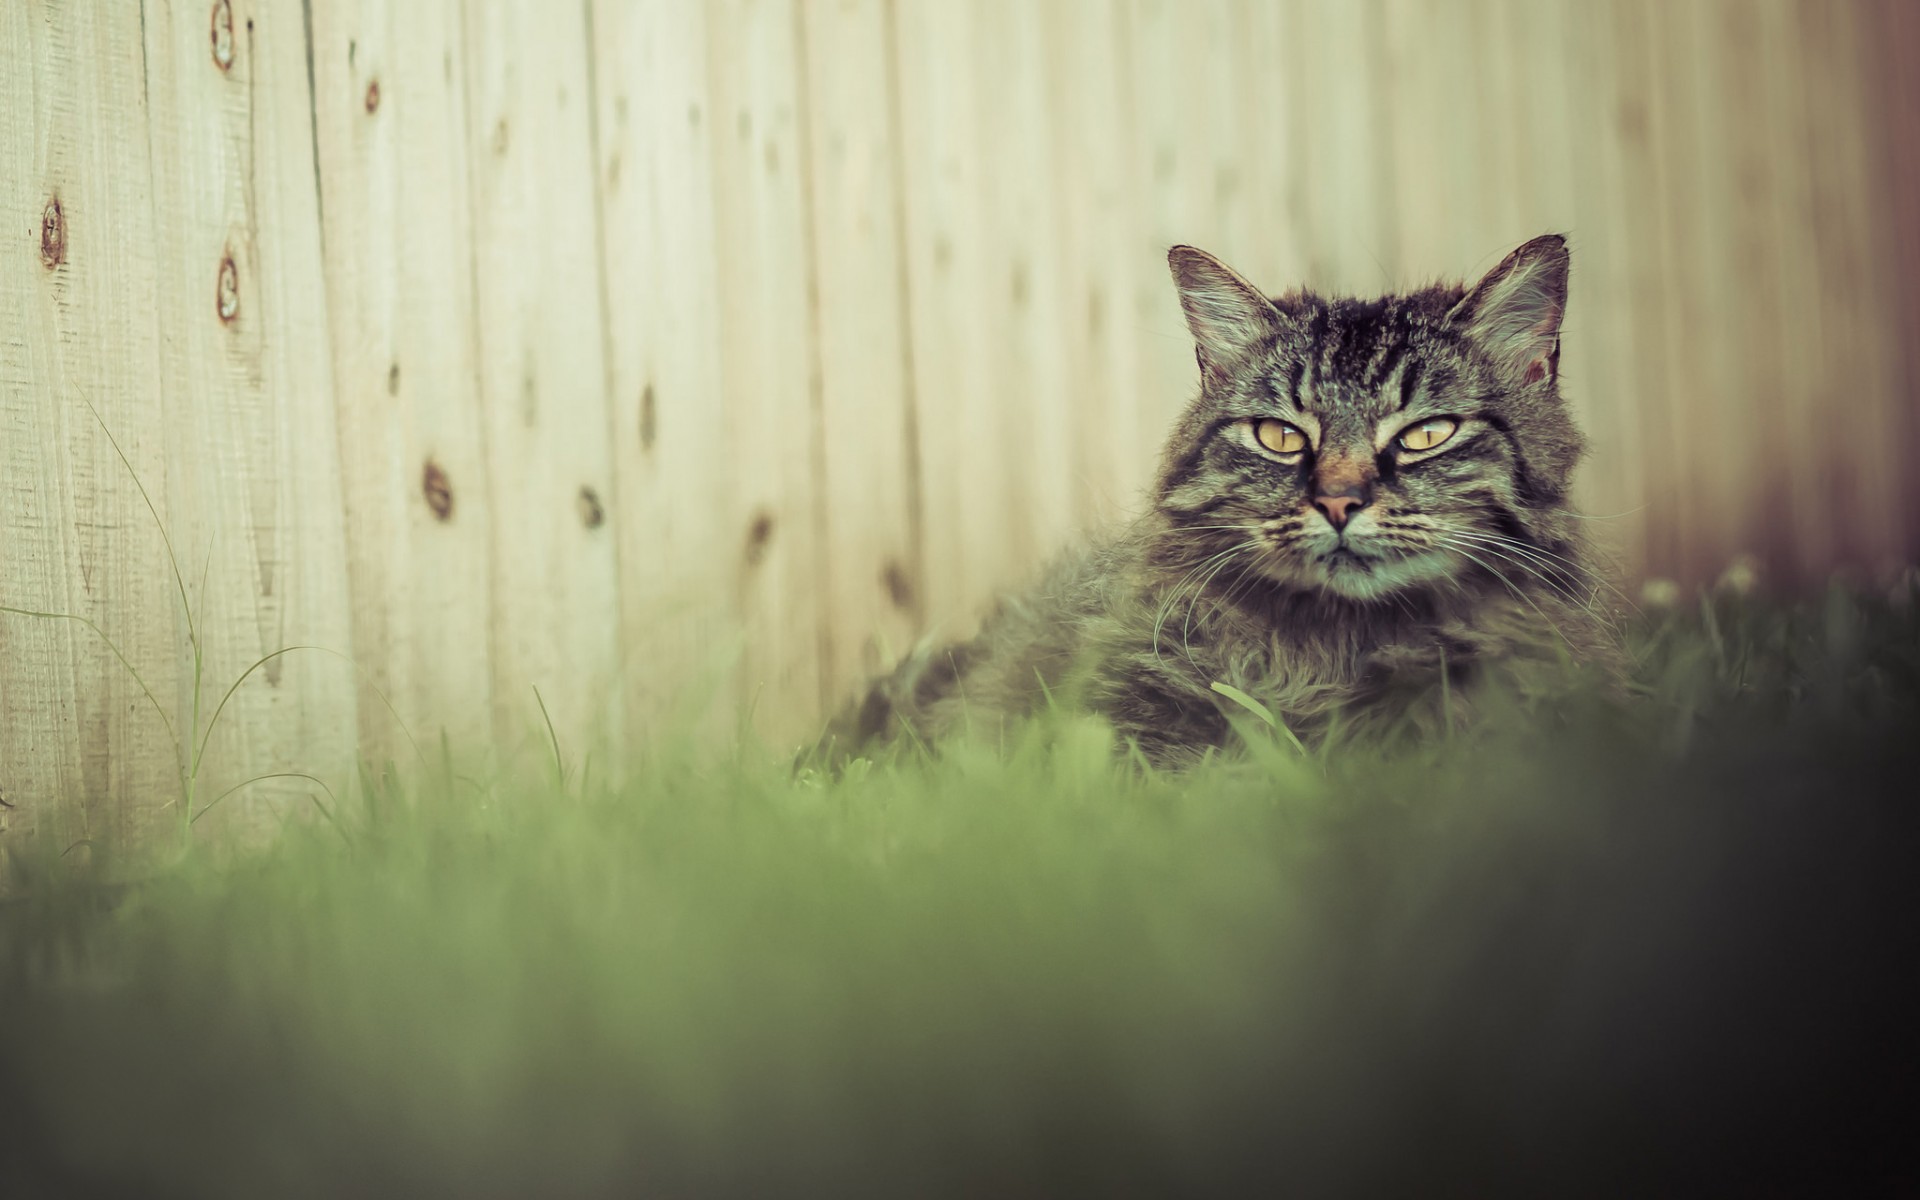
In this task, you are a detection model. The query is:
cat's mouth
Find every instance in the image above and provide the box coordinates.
[1313,545,1388,584]
[1299,541,1457,600]
[1245,519,1455,599]
[1320,546,1374,569]
[1311,547,1384,595]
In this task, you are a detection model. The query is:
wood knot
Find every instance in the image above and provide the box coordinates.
[577,485,605,529]
[210,0,235,71]
[422,459,454,521]
[882,560,916,611]
[639,383,657,450]
[364,79,381,114]
[40,198,66,270]
[215,254,239,323]
[743,510,775,567]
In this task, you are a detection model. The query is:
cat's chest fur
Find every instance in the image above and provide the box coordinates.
[1058,540,1548,756]
[844,529,1595,765]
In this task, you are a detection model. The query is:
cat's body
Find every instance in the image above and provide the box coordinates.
[824,236,1622,764]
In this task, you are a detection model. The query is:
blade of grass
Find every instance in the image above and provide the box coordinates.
[190,771,342,826]
[80,395,198,657]
[1,605,185,786]
[196,645,428,776]
[533,686,564,789]
[1210,681,1308,756]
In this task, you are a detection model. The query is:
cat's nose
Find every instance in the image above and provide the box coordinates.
[1313,487,1371,530]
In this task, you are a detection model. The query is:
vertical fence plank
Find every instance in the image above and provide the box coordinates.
[1560,1,1649,578]
[1233,0,1306,286]
[1444,0,1506,275]
[0,0,184,874]
[1688,0,1781,576]
[310,0,497,763]
[892,2,1004,637]
[703,0,828,743]
[1867,0,1920,559]
[797,0,924,707]
[1377,0,1444,279]
[1117,0,1195,483]
[1119,0,1235,498]
[1499,0,1579,238]
[1603,0,1685,583]
[1639,0,1718,586]
[586,2,739,746]
[970,0,1079,582]
[1304,0,1398,291]
[1155,0,1263,275]
[1797,0,1906,572]
[1041,0,1151,526]
[460,1,623,760]
[1499,0,1597,539]
[1470,1,1527,254]
[1755,0,1832,586]
[137,0,358,841]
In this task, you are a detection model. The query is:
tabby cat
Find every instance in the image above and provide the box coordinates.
[823,235,1620,765]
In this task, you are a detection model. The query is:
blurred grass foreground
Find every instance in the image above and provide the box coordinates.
[4,582,1920,1197]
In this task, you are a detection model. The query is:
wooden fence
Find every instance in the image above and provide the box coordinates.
[4,0,1918,859]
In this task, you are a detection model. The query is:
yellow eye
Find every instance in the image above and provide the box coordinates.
[1397,417,1459,452]
[1253,419,1308,455]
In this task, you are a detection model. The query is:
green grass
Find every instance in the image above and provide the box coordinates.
[4,581,1920,1197]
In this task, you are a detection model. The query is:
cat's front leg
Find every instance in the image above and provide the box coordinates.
[1088,660,1234,765]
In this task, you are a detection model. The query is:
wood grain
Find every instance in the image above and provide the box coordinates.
[586,0,738,750]
[702,0,828,743]
[135,0,358,844]
[311,0,497,764]
[1,0,183,877]
[460,0,623,762]
[798,0,923,701]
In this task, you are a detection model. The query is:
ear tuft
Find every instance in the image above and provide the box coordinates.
[1449,234,1570,386]
[1168,246,1281,380]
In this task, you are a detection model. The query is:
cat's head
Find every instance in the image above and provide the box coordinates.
[1156,236,1585,603]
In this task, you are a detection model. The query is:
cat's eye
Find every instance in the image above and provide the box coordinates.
[1253,419,1308,455]
[1397,417,1459,452]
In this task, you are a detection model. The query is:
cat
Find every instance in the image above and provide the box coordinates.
[821,235,1622,765]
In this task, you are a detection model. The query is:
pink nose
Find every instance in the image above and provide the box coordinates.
[1313,492,1368,530]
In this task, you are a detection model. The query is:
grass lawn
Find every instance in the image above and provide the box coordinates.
[4,581,1919,1197]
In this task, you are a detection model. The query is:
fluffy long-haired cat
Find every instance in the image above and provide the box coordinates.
[825,235,1621,764]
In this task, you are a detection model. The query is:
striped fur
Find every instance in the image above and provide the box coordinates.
[818,236,1621,766]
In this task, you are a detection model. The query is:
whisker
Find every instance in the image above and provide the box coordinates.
[1450,538,1607,641]
[1151,543,1252,668]
[1179,548,1254,671]
[1444,530,1586,594]
[1452,528,1597,583]
[1437,534,1579,602]
[1444,528,1639,621]
[1563,505,1648,522]
[1431,535,1575,652]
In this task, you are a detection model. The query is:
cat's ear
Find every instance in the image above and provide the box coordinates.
[1448,234,1570,386]
[1169,246,1282,382]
